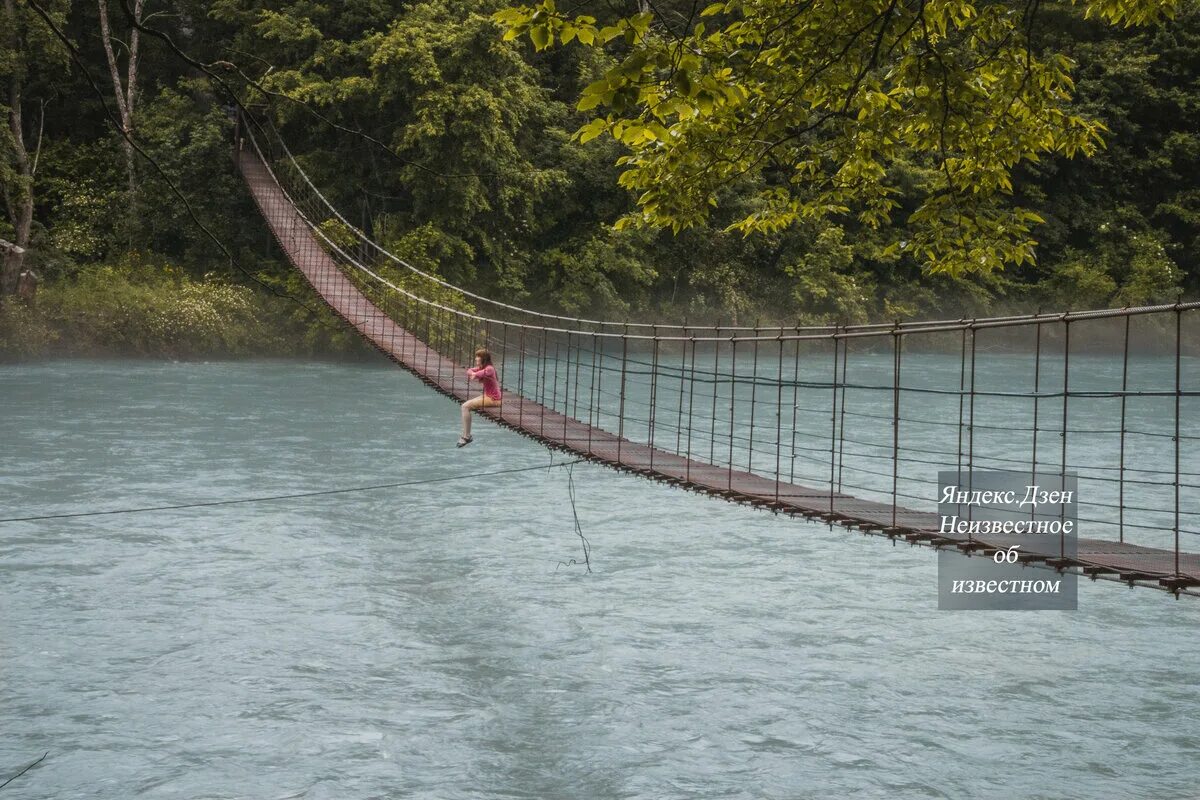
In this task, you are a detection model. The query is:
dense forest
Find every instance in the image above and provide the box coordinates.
[1,0,1198,358]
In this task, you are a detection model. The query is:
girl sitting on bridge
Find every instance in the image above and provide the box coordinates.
[458,348,502,447]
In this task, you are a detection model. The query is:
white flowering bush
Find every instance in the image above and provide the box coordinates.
[0,260,320,360]
[0,299,60,360]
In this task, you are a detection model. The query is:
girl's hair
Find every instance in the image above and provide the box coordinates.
[475,348,493,367]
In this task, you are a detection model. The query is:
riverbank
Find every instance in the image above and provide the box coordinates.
[0,261,373,362]
[4,259,1192,364]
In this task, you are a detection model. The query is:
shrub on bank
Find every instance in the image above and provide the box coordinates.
[0,260,369,361]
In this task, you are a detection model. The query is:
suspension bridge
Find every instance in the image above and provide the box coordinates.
[235,115,1200,598]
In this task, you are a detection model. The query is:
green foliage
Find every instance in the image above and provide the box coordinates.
[1019,5,1200,299]
[1036,250,1120,310]
[379,223,478,309]
[1,0,71,261]
[0,297,59,359]
[40,260,280,357]
[5,0,1200,359]
[134,84,246,260]
[494,0,1184,277]
[343,222,482,349]
[315,218,359,252]
[253,266,375,356]
[1035,222,1182,309]
[1114,235,1183,305]
[37,138,125,263]
[246,0,576,292]
[0,259,368,360]
[783,227,876,325]
[535,227,657,316]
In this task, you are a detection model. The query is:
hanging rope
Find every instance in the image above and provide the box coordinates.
[0,461,585,524]
[556,461,593,573]
[0,752,48,791]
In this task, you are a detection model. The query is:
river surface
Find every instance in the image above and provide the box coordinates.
[2,358,1199,799]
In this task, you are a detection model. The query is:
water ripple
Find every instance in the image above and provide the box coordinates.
[2,359,1199,799]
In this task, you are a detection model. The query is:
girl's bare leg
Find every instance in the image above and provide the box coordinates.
[461,396,481,438]
[461,395,500,439]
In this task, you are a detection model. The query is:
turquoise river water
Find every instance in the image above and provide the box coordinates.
[2,359,1198,799]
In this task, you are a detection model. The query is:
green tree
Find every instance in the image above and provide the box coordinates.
[1016,4,1199,299]
[1,0,69,295]
[493,0,1186,277]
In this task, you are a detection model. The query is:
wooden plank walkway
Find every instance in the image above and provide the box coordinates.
[239,147,1200,592]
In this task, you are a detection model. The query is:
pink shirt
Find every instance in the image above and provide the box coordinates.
[467,364,501,401]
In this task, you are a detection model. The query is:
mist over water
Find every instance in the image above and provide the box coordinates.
[3,359,1199,799]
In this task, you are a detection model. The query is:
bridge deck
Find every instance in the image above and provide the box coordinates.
[239,147,1200,591]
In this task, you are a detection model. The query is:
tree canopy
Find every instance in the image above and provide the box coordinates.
[1,0,1197,336]
[493,0,1186,276]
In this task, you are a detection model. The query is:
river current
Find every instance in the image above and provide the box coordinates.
[2,359,1198,799]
